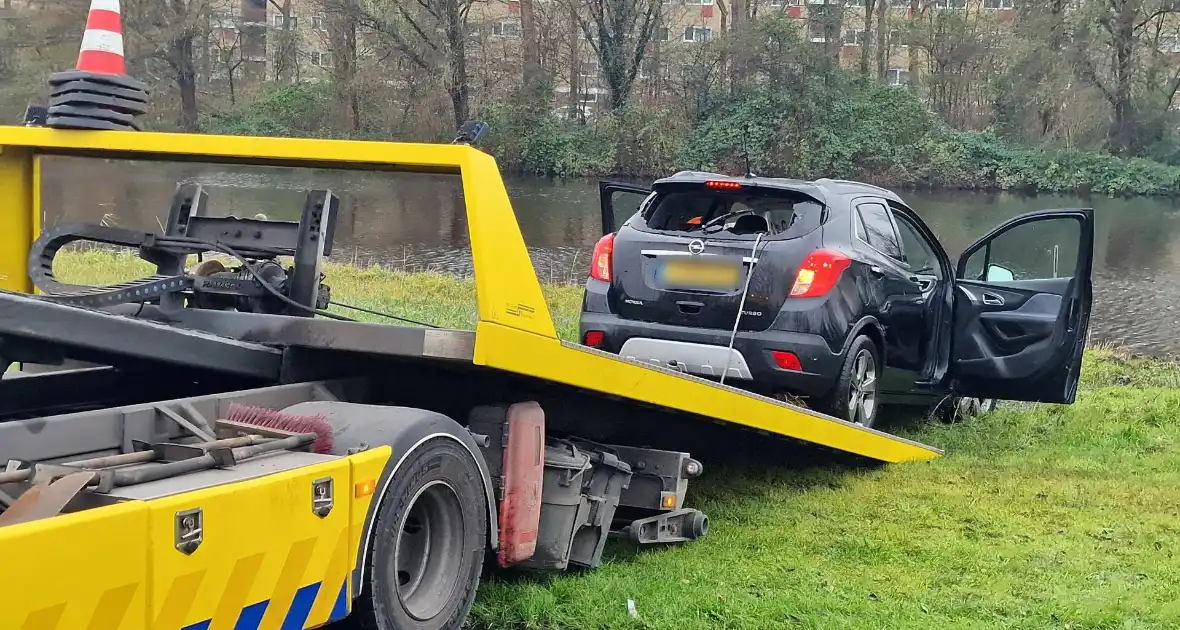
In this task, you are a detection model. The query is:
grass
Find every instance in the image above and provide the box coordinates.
[54,251,1180,630]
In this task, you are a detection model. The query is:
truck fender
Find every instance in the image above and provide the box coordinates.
[279,401,498,599]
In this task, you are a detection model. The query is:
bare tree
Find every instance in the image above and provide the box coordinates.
[207,11,247,104]
[573,0,662,110]
[1073,0,1180,155]
[520,0,542,93]
[125,0,210,130]
[333,0,475,129]
[268,0,298,82]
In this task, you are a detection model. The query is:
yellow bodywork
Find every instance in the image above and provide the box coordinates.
[0,125,940,627]
[0,446,393,630]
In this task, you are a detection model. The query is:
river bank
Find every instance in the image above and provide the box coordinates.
[55,250,1180,629]
[206,82,1180,197]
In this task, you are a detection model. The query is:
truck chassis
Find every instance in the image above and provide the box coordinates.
[0,125,939,630]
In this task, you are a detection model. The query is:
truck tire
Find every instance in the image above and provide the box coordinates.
[818,334,880,428]
[353,437,488,630]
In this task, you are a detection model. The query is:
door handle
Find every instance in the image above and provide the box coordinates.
[910,276,935,292]
[982,292,1005,306]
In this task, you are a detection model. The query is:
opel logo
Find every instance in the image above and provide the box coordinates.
[688,239,705,255]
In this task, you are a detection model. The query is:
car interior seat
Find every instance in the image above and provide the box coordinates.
[730,213,770,235]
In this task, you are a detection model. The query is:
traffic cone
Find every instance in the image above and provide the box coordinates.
[44,0,149,131]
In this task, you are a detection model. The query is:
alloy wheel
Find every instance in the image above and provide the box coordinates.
[848,348,877,426]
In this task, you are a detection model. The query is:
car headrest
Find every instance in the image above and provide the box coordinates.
[731,214,769,235]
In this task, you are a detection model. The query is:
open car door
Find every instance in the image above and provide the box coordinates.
[950,208,1094,404]
[598,181,651,235]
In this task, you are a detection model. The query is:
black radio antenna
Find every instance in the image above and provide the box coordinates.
[742,123,755,178]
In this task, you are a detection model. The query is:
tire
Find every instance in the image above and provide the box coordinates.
[936,396,997,422]
[352,437,488,630]
[819,334,881,428]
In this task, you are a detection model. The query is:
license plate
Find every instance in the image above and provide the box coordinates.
[657,258,742,291]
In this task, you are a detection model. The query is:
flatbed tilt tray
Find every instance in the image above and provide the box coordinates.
[0,125,938,630]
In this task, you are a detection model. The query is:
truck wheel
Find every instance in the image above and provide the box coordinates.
[819,335,880,428]
[354,437,488,630]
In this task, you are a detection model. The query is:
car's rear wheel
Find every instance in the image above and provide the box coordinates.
[935,396,996,422]
[819,335,880,428]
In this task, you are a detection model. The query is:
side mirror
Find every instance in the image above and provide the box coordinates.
[985,264,1014,282]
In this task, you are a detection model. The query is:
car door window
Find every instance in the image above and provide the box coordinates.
[961,217,1080,282]
[893,214,943,279]
[855,202,904,260]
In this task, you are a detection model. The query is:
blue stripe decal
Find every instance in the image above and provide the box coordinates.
[180,580,340,630]
[280,583,322,630]
[328,580,349,622]
[234,600,269,630]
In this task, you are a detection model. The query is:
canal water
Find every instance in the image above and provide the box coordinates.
[38,156,1180,357]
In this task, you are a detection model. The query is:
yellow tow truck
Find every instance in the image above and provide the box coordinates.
[0,123,940,630]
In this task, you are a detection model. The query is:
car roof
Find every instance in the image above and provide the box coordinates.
[651,171,909,208]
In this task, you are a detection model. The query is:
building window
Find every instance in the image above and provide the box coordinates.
[1159,35,1180,53]
[491,18,522,38]
[770,0,804,5]
[272,14,296,28]
[311,51,332,67]
[886,68,910,86]
[842,29,865,45]
[638,59,654,79]
[653,26,670,41]
[579,61,600,83]
[670,0,714,4]
[931,0,967,7]
[889,28,907,47]
[983,0,1014,8]
[218,49,234,64]
[683,25,711,42]
[312,14,328,31]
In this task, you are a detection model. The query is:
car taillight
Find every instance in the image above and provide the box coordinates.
[584,330,605,347]
[590,233,615,282]
[771,350,802,371]
[789,249,852,298]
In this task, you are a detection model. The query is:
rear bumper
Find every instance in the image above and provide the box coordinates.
[578,311,842,398]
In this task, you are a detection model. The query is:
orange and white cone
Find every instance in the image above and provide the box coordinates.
[44,0,149,130]
[75,0,127,76]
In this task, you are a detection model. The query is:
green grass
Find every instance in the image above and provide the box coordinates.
[55,251,1180,630]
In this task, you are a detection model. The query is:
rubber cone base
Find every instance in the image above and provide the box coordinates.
[45,69,149,132]
[48,70,149,94]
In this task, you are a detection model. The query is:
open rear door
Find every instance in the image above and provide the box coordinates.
[598,181,651,235]
[950,208,1094,404]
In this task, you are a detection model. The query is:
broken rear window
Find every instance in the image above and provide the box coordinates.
[638,187,823,240]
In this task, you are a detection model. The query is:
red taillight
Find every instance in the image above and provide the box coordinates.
[772,350,802,371]
[584,330,605,347]
[590,233,615,282]
[789,249,852,298]
[705,180,742,190]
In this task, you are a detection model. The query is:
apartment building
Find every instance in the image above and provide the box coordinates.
[1,0,1023,108]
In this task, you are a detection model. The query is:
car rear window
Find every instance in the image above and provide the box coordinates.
[637,186,824,240]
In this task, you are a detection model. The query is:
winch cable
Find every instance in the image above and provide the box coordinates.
[27,223,440,329]
[201,240,439,328]
[719,232,765,386]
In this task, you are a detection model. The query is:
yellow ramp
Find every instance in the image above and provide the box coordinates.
[474,322,941,463]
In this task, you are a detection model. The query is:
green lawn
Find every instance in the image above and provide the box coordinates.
[56,251,1180,629]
